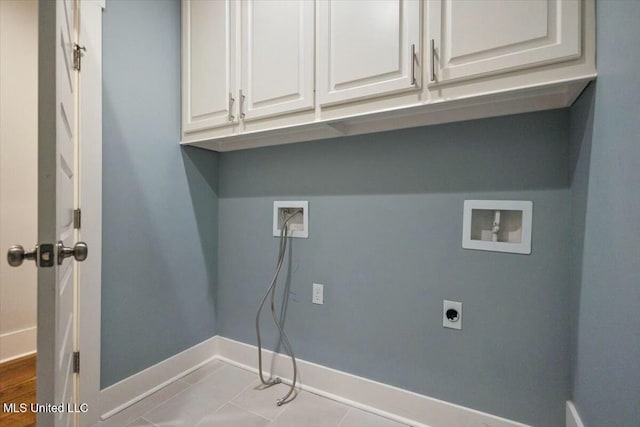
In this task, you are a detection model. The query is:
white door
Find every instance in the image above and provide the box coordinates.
[5,1,100,424]
[428,0,581,85]
[37,0,84,425]
[182,0,238,133]
[240,0,314,121]
[318,0,421,106]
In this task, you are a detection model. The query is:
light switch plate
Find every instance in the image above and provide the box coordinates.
[312,283,324,305]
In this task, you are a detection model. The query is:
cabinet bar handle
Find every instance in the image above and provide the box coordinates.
[430,39,436,83]
[228,92,235,121]
[239,89,246,119]
[411,44,416,86]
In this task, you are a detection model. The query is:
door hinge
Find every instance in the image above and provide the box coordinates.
[73,209,81,229]
[73,44,86,71]
[73,351,80,373]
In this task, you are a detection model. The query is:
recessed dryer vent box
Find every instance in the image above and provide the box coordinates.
[462,200,532,254]
[273,201,308,238]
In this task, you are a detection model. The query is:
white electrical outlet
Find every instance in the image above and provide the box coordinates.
[312,283,324,305]
[443,300,462,330]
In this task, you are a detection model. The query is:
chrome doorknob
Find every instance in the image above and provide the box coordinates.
[57,241,88,264]
[7,245,37,267]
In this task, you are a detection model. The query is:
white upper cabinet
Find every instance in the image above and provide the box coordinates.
[241,0,314,121]
[182,0,595,151]
[318,0,421,106]
[182,0,237,133]
[428,0,581,85]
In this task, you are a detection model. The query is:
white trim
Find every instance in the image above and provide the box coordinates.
[566,401,585,427]
[215,336,531,427]
[99,336,219,420]
[77,1,104,425]
[100,335,531,427]
[0,327,37,363]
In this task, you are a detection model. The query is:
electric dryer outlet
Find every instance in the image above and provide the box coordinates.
[443,300,462,330]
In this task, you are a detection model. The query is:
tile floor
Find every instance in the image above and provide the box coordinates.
[95,360,411,427]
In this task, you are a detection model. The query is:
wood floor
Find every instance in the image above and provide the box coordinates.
[0,354,36,427]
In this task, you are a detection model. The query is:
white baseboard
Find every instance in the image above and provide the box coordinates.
[566,401,585,427]
[0,326,36,363]
[99,335,531,427]
[215,336,531,427]
[99,336,219,420]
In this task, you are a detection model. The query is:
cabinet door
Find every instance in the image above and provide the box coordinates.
[428,0,580,85]
[241,0,314,121]
[182,0,237,133]
[318,0,421,106]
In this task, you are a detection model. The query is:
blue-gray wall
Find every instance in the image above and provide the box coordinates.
[99,1,640,424]
[570,1,640,425]
[101,0,218,388]
[218,111,572,427]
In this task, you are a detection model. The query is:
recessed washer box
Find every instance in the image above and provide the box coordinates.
[273,201,309,238]
[462,200,532,254]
